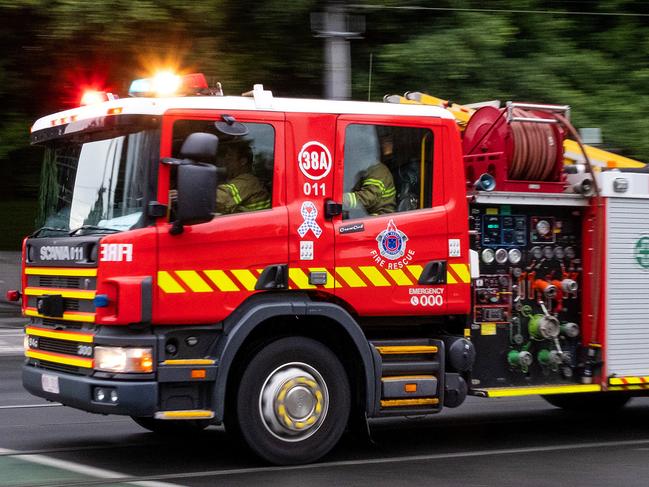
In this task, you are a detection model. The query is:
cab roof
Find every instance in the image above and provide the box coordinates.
[31,94,454,133]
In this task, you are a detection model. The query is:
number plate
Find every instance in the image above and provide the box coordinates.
[41,374,59,394]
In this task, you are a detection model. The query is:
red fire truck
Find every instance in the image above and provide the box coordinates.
[13,72,649,465]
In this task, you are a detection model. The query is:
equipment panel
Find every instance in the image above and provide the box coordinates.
[470,203,582,388]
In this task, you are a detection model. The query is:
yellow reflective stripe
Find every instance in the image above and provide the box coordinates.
[609,377,649,385]
[204,270,240,292]
[224,184,241,204]
[26,326,93,343]
[358,266,391,287]
[385,268,413,286]
[308,268,339,289]
[162,359,216,365]
[335,267,366,287]
[609,384,649,391]
[450,263,471,283]
[406,265,424,281]
[155,410,214,420]
[383,188,396,197]
[347,192,357,208]
[362,178,386,191]
[26,349,93,368]
[230,269,257,291]
[175,270,212,293]
[25,308,95,323]
[157,271,185,293]
[242,199,271,210]
[24,287,96,300]
[25,267,97,277]
[381,398,439,407]
[482,384,602,397]
[446,272,458,284]
[289,268,316,289]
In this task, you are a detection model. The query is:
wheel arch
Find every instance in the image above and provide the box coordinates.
[210,294,376,422]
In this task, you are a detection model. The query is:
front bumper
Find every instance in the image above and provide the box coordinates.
[23,365,158,416]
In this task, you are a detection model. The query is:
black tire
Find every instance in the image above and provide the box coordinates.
[542,392,630,412]
[131,416,210,435]
[232,336,350,465]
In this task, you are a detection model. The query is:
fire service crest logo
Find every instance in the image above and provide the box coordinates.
[376,219,408,260]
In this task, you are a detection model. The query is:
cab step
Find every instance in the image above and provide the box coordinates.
[154,409,215,420]
[371,339,444,416]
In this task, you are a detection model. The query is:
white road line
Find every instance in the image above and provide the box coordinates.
[0,447,185,487]
[0,403,62,410]
[113,437,649,482]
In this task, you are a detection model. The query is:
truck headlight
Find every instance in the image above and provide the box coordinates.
[94,346,154,373]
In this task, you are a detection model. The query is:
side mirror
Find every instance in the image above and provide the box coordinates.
[171,163,217,234]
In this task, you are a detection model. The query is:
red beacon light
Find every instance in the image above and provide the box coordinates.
[6,290,21,302]
[128,72,209,97]
[80,90,118,106]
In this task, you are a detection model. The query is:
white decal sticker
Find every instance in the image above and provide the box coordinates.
[39,246,84,261]
[100,243,133,262]
[300,241,314,260]
[297,201,322,239]
[449,238,461,257]
[409,287,445,307]
[371,219,415,269]
[298,141,332,181]
[303,181,327,196]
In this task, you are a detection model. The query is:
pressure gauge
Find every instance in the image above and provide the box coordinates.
[531,246,542,260]
[554,246,565,259]
[495,248,509,264]
[508,248,522,264]
[565,246,576,259]
[536,219,551,236]
[543,246,554,259]
[482,248,495,264]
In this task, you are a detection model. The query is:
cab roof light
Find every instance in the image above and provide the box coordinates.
[80,90,118,106]
[128,72,210,98]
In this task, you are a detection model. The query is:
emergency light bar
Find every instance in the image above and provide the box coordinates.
[128,72,209,97]
[80,90,118,106]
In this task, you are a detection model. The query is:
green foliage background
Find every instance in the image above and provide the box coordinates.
[0,0,647,249]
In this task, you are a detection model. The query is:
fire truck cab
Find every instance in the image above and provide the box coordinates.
[19,74,649,465]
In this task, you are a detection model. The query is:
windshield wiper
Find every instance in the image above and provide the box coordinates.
[30,226,70,238]
[69,225,121,236]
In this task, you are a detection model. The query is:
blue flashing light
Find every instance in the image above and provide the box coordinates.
[128,78,152,97]
[94,294,110,308]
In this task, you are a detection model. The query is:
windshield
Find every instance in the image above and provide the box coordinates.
[35,127,160,236]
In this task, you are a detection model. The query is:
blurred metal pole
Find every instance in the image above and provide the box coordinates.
[311,4,365,100]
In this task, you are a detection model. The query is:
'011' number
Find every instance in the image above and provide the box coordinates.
[303,182,326,196]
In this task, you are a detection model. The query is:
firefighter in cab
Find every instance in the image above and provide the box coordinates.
[342,125,396,217]
[216,140,271,214]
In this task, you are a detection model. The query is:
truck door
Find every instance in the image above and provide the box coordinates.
[333,116,453,316]
[154,110,288,324]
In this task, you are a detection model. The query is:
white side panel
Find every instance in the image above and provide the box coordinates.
[606,198,649,376]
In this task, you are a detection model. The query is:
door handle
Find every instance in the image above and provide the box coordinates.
[418,260,447,285]
[255,264,288,290]
[324,199,343,219]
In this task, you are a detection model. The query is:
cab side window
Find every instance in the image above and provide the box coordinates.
[342,124,433,220]
[172,120,275,214]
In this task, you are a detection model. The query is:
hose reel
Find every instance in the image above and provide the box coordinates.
[462,102,570,192]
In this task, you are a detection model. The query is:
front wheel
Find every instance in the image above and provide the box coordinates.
[232,337,350,465]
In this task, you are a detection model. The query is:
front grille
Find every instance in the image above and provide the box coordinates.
[37,336,83,356]
[27,275,97,290]
[38,276,82,289]
[63,299,80,311]
[41,319,84,330]
[33,361,81,375]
